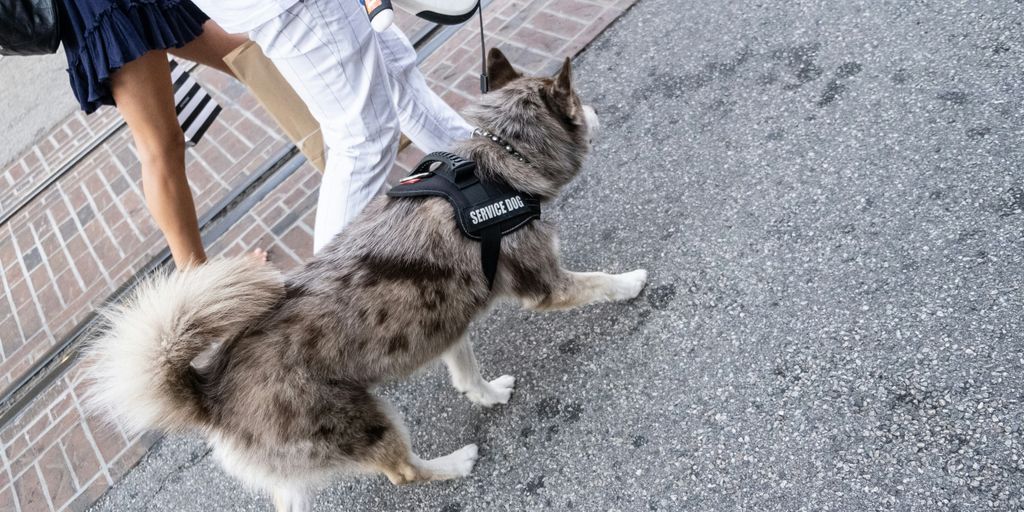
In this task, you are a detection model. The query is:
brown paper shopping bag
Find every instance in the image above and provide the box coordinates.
[224,41,327,172]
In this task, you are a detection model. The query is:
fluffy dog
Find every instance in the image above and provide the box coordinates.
[84,48,648,511]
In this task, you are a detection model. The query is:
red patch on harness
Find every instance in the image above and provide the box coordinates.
[399,172,431,185]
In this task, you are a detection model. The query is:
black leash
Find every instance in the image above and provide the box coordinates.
[478,2,489,93]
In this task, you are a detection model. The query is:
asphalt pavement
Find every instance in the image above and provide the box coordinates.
[90,0,1024,510]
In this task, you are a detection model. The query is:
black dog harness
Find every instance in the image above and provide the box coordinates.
[386,151,541,289]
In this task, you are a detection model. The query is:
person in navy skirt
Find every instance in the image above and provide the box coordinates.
[58,0,249,268]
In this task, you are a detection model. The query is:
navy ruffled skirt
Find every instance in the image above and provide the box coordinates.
[58,0,210,113]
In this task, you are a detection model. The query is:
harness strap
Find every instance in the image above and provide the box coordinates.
[479,224,502,288]
[387,152,541,289]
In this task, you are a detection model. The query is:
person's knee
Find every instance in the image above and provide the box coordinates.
[136,129,187,175]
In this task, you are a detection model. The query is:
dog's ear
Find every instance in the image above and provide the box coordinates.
[487,48,521,90]
[547,58,578,117]
[554,57,573,97]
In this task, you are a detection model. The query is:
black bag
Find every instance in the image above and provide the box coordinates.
[0,0,61,56]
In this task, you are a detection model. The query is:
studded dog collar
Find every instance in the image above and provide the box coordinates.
[473,127,531,165]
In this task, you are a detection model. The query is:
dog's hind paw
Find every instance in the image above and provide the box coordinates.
[417,444,479,481]
[614,269,648,300]
[467,375,516,407]
[442,444,480,478]
[449,444,479,477]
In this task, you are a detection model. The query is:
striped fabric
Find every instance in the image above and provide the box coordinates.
[169,59,221,146]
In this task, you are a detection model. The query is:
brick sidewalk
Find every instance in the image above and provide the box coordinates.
[0,0,634,509]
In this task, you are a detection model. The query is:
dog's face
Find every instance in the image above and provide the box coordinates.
[464,48,599,197]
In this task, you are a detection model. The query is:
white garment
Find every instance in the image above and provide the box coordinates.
[244,0,473,252]
[191,0,299,34]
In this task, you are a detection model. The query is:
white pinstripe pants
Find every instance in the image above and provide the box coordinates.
[249,0,473,252]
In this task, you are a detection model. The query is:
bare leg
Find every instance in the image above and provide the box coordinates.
[442,339,515,407]
[169,20,248,76]
[172,25,269,265]
[110,50,204,268]
[271,487,312,512]
[114,23,256,267]
[526,269,648,311]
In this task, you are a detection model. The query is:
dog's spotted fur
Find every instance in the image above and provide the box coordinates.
[83,49,646,512]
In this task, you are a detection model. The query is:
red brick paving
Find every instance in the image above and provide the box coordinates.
[0,0,636,509]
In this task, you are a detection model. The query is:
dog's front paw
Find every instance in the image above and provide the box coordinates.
[466,375,516,407]
[612,269,648,300]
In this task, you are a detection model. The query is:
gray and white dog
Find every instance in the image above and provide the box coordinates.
[84,48,648,512]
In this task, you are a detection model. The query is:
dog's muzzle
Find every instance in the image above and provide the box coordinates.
[583,105,600,143]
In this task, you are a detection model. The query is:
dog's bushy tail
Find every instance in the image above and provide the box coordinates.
[83,256,284,434]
